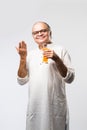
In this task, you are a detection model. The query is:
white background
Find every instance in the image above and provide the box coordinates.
[0,0,87,130]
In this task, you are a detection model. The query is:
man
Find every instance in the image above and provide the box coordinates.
[16,21,75,130]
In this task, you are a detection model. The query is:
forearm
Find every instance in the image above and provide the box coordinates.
[52,53,67,77]
[18,58,28,78]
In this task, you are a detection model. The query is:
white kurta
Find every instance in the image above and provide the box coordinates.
[17,44,75,130]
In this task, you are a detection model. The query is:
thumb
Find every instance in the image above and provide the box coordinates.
[15,46,19,53]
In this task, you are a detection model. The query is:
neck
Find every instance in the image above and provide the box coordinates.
[38,44,47,50]
[38,41,52,49]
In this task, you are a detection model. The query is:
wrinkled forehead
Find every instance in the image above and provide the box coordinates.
[32,22,49,32]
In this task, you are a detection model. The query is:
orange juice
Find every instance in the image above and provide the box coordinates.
[42,47,49,63]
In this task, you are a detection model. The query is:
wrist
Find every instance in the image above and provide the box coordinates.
[20,56,26,61]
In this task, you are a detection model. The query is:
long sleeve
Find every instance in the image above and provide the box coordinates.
[61,48,75,83]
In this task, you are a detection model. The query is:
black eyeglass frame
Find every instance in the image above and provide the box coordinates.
[32,28,49,35]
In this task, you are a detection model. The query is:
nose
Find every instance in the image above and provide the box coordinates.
[38,31,42,35]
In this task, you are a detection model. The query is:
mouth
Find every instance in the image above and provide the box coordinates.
[36,35,46,40]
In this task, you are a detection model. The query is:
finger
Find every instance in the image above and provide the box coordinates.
[19,42,22,48]
[22,41,27,48]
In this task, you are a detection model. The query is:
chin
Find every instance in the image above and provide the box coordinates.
[38,40,47,44]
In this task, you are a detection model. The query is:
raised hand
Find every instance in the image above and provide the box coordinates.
[16,41,28,77]
[16,41,27,59]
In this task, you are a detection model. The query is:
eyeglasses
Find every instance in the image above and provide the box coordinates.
[32,28,49,35]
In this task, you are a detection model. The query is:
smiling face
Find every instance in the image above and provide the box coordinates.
[32,22,51,47]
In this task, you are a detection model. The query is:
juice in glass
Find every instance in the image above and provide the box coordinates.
[42,47,49,63]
